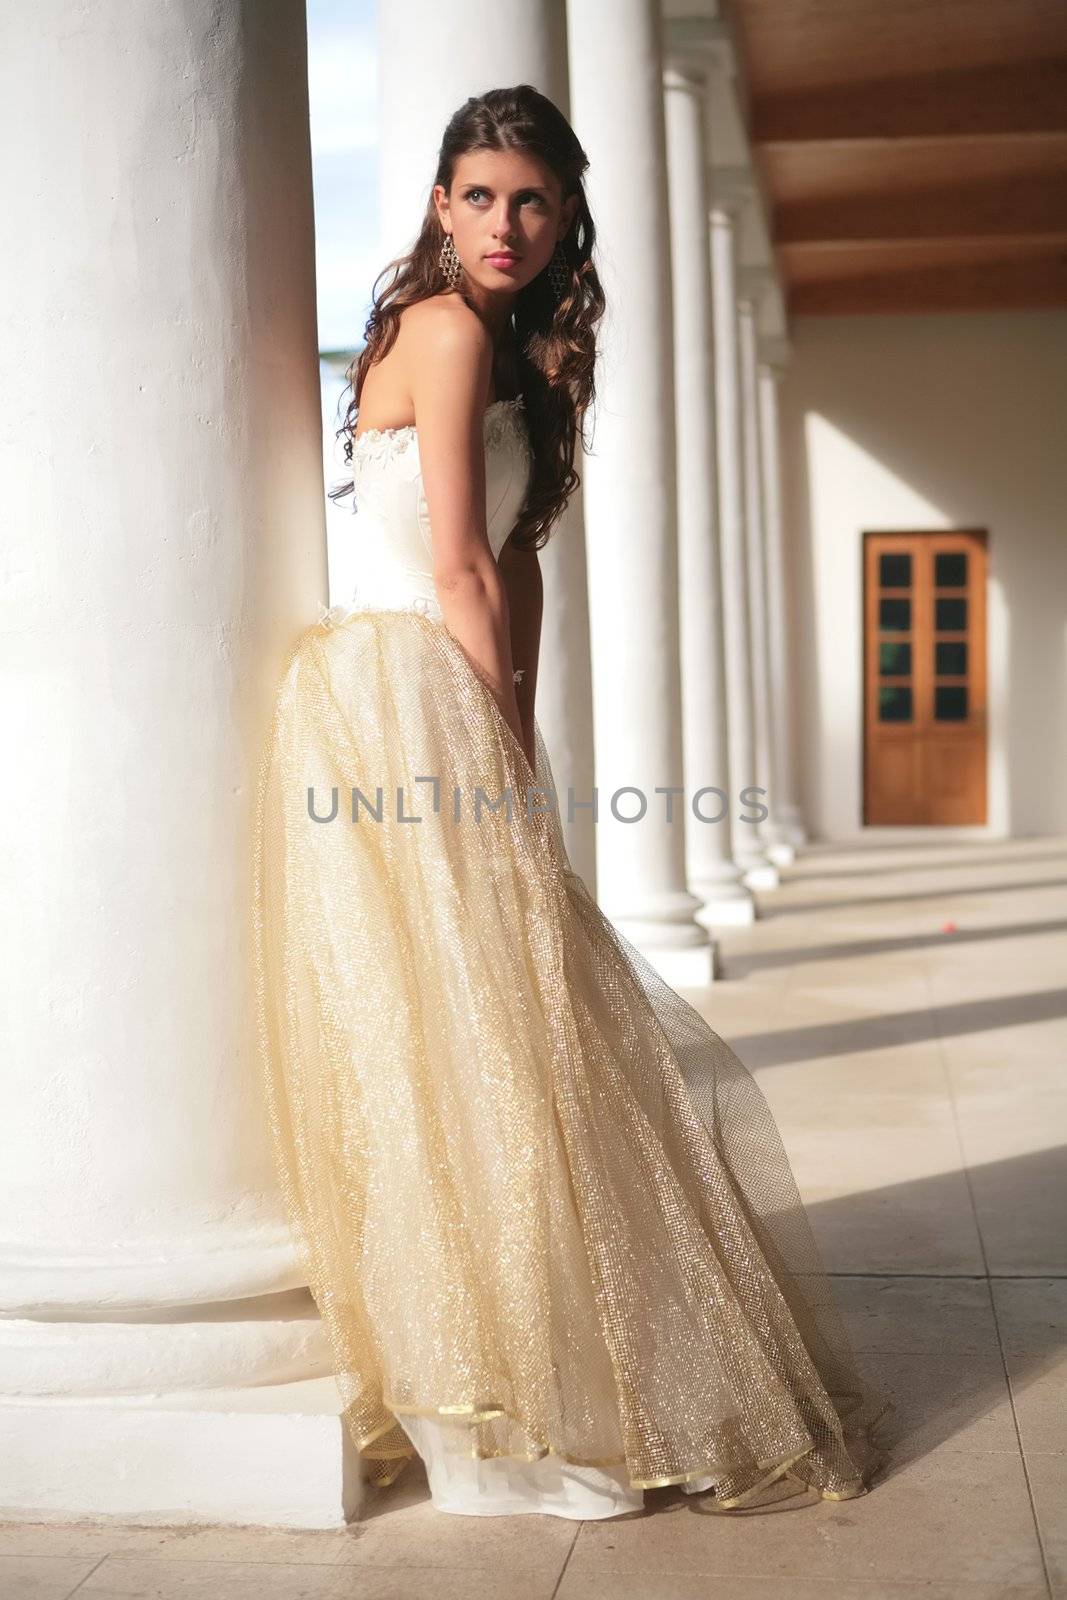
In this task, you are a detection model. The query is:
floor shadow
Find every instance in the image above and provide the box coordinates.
[723,915,1067,977]
[784,849,1067,882]
[756,875,1067,919]
[727,983,1067,1067]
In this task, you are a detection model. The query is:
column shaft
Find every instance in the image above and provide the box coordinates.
[738,292,780,864]
[0,0,336,1524]
[664,61,752,942]
[709,202,774,883]
[568,0,711,983]
[758,359,806,850]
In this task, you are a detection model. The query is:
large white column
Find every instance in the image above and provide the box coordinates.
[0,2,343,1526]
[738,277,783,873]
[568,0,712,986]
[758,345,807,851]
[663,55,753,951]
[709,194,778,890]
[379,0,598,892]
[380,0,568,245]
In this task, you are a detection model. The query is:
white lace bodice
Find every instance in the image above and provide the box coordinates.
[321,397,532,628]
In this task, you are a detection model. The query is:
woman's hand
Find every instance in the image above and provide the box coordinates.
[434,563,525,746]
[499,544,543,787]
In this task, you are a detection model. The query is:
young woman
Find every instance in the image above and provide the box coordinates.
[252,84,894,1521]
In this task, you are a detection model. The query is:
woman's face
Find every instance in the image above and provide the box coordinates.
[434,149,578,298]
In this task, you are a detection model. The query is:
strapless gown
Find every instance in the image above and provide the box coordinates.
[251,395,894,1519]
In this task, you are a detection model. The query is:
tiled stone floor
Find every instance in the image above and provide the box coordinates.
[3,837,1065,1599]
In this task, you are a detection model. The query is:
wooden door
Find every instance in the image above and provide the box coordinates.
[863,531,988,825]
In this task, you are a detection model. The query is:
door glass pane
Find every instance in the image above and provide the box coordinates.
[880,597,911,632]
[880,552,912,588]
[878,685,913,722]
[936,640,968,675]
[936,596,967,631]
[880,641,911,675]
[935,685,968,721]
[935,551,968,588]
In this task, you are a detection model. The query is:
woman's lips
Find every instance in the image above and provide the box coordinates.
[485,254,520,268]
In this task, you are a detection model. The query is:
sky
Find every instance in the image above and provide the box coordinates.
[307,0,379,353]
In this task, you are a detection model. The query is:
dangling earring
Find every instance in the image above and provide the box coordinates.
[548,239,569,302]
[439,232,462,288]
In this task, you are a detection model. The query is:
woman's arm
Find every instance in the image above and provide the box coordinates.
[405,303,525,756]
[497,537,542,774]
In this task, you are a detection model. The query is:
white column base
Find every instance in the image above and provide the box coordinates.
[765,839,796,867]
[618,935,717,991]
[740,859,781,890]
[775,806,808,851]
[0,1378,363,1530]
[0,1281,331,1398]
[695,887,757,928]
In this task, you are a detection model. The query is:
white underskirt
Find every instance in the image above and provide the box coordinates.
[395,1413,716,1519]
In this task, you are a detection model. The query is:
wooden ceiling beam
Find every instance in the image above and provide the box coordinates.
[750,61,1067,145]
[789,266,1067,314]
[783,239,1067,314]
[772,176,1067,244]
[728,0,1067,313]
[781,235,1067,267]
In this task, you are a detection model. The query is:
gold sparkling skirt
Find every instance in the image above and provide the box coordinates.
[251,604,895,1512]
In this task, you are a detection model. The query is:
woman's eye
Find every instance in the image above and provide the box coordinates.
[467,189,542,207]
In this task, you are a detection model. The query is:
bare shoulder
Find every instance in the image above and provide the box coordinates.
[398,294,492,366]
[400,294,493,422]
[358,296,490,432]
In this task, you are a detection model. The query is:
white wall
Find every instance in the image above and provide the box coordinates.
[778,310,1067,842]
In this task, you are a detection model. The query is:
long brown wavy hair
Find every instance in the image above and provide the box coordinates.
[327,85,606,552]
